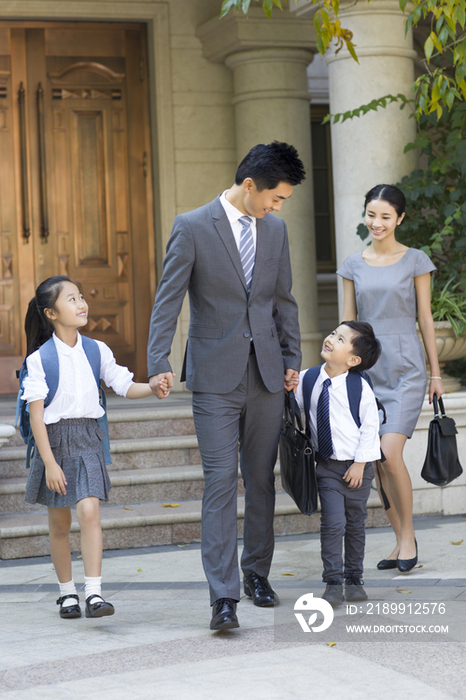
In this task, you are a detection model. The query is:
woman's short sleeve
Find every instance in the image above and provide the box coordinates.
[413,249,436,277]
[336,255,354,280]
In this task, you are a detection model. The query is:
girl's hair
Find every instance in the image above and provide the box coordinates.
[25,276,72,357]
[364,184,406,220]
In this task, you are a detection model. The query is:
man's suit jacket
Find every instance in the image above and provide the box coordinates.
[147,196,301,394]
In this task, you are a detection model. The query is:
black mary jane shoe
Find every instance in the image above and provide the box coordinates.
[57,594,81,619]
[397,539,418,573]
[377,558,398,571]
[85,595,115,618]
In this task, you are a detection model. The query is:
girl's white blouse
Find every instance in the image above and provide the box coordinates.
[22,333,134,424]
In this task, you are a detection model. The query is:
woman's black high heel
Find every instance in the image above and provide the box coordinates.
[397,539,418,573]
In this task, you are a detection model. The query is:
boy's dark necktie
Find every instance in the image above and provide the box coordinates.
[317,377,333,461]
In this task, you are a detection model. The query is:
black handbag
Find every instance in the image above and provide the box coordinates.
[421,394,463,486]
[279,391,318,515]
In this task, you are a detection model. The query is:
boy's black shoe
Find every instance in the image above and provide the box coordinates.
[57,594,81,619]
[321,580,344,607]
[345,577,368,602]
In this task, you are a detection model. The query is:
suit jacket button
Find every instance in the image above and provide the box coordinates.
[243,332,250,338]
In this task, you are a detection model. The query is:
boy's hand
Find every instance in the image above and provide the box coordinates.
[45,461,67,495]
[284,369,299,392]
[343,462,365,489]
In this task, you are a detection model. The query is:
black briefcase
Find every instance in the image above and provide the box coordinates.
[279,391,318,515]
[421,395,463,487]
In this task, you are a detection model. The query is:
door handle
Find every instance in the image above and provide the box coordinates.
[37,83,49,240]
[18,82,31,241]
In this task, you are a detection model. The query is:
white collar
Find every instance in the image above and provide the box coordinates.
[320,364,348,388]
[53,331,82,355]
[220,190,257,226]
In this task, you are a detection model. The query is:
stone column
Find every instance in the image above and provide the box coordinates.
[197,10,322,367]
[325,0,418,310]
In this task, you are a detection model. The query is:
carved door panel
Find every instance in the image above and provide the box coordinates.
[0,24,154,393]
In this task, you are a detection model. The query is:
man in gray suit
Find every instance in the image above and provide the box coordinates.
[148,142,304,631]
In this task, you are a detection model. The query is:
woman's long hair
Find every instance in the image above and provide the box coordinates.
[25,276,71,357]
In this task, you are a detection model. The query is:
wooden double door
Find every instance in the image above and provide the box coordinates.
[0,22,155,392]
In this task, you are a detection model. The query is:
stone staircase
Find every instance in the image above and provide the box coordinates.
[0,395,387,559]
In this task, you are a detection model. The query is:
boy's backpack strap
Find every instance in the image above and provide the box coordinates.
[346,371,363,429]
[38,337,60,408]
[302,366,321,436]
[82,335,112,466]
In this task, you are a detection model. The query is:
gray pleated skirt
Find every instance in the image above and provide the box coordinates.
[25,418,112,508]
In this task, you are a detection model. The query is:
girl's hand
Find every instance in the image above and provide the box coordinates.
[429,377,445,404]
[45,462,67,495]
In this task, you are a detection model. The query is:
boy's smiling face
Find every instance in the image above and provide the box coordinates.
[321,325,361,374]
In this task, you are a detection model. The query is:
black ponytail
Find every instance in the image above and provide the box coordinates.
[25,276,71,357]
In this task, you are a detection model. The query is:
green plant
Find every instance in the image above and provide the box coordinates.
[430,278,466,336]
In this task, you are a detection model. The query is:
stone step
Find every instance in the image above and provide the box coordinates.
[0,433,202,477]
[0,405,195,448]
[0,490,386,560]
[0,464,287,515]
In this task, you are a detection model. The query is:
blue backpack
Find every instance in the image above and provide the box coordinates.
[301,365,386,434]
[15,335,111,469]
[301,365,389,508]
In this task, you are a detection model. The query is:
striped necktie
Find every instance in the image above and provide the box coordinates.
[317,377,333,461]
[239,216,255,292]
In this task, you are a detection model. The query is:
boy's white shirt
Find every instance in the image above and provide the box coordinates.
[295,365,381,463]
[22,332,134,424]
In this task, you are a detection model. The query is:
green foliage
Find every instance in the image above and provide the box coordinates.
[322,94,415,125]
[393,103,466,292]
[430,278,466,336]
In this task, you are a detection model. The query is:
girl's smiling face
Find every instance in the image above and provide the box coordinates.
[365,198,405,242]
[44,281,88,331]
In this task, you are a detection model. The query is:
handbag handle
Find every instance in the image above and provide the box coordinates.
[284,390,305,433]
[433,393,447,418]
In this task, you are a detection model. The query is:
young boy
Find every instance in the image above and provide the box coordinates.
[294,321,382,606]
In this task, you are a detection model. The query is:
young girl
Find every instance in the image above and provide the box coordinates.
[337,185,445,573]
[23,275,168,619]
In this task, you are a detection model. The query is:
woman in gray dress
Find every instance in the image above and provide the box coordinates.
[338,184,444,573]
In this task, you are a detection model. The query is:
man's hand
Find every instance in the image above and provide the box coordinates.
[284,369,299,392]
[149,372,175,399]
[343,462,365,489]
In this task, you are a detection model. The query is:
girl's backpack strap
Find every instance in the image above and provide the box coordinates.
[38,337,60,408]
[81,335,101,388]
[302,365,321,436]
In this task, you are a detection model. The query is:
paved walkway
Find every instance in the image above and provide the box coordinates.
[1,514,466,699]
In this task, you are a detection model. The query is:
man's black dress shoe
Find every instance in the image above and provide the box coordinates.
[244,572,279,607]
[57,594,81,619]
[85,595,115,618]
[377,558,398,571]
[210,598,239,631]
[397,539,418,573]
